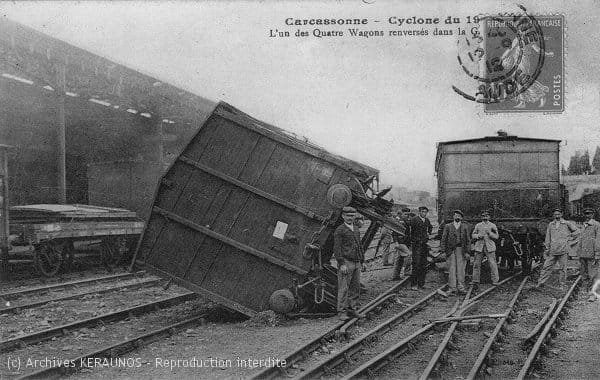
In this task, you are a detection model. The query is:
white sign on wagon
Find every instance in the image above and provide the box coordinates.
[273,221,288,240]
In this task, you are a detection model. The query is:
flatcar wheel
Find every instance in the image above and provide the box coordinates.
[101,238,124,273]
[34,242,65,277]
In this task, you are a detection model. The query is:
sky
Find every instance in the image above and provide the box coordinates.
[1,0,599,193]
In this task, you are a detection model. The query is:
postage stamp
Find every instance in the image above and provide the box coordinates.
[452,11,565,113]
[483,15,565,113]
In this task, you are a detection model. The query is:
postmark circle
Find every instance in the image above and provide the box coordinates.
[452,6,547,104]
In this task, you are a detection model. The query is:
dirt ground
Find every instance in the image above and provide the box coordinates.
[537,289,600,380]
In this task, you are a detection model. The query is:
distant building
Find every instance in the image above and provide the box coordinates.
[563,175,600,217]
[569,184,600,218]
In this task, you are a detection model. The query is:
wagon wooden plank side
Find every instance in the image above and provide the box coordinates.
[133,102,395,317]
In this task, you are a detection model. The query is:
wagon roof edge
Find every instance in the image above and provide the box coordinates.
[437,135,562,146]
[434,135,561,174]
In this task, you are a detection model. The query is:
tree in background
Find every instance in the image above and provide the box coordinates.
[581,150,592,174]
[592,146,600,174]
[567,151,583,175]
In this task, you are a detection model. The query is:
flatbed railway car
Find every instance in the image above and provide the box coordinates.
[435,131,565,272]
[132,102,403,317]
[8,204,144,277]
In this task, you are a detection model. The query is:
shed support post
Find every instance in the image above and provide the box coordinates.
[56,62,67,204]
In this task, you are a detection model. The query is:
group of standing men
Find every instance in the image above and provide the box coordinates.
[535,208,600,302]
[333,204,600,321]
[439,209,500,295]
[333,205,436,320]
[374,206,433,289]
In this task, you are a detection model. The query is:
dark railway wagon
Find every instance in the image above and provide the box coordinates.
[133,102,402,317]
[435,131,564,271]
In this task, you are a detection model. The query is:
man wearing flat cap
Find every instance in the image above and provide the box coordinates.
[576,208,600,301]
[333,206,364,320]
[440,210,470,295]
[471,210,500,287]
[536,208,578,290]
[410,206,433,289]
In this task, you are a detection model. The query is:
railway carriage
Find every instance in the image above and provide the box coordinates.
[435,131,565,272]
[133,102,403,317]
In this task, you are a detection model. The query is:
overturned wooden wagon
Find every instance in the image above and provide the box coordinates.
[132,102,402,317]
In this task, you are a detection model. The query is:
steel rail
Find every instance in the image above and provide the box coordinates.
[346,273,528,379]
[466,275,530,380]
[0,278,163,314]
[456,269,527,315]
[249,277,410,380]
[338,285,445,338]
[418,287,474,380]
[522,298,558,346]
[0,271,146,300]
[297,286,447,380]
[418,269,527,380]
[516,276,582,380]
[17,313,208,380]
[0,292,196,353]
[341,297,465,380]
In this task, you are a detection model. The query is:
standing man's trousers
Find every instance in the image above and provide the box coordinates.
[537,253,567,286]
[411,242,428,287]
[579,257,599,292]
[337,260,361,312]
[447,247,466,292]
[472,246,500,284]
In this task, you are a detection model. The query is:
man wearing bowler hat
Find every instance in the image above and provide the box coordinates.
[440,210,470,295]
[536,208,578,290]
[576,208,600,301]
[410,206,433,290]
[333,206,364,320]
[471,210,500,287]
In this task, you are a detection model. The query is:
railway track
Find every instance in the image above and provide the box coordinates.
[294,285,450,379]
[309,272,526,379]
[1,257,117,289]
[0,277,163,314]
[516,276,582,379]
[0,271,146,301]
[0,265,216,379]
[251,277,415,380]
[0,292,197,354]
[251,269,527,380]
[18,312,209,380]
[328,269,581,380]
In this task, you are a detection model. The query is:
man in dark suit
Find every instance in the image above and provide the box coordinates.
[440,210,471,295]
[410,206,433,290]
[333,206,364,320]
